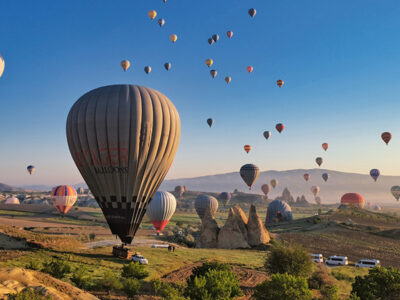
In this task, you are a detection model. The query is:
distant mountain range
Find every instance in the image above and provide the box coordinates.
[0,183,28,192]
[18,183,87,192]
[12,169,400,204]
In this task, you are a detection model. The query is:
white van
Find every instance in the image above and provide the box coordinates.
[311,254,323,263]
[325,256,348,266]
[355,259,380,268]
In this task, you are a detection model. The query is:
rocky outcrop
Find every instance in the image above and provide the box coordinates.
[196,207,219,248]
[247,205,270,246]
[295,195,309,206]
[275,187,295,204]
[218,207,250,249]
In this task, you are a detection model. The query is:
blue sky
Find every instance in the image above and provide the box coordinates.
[1,0,400,186]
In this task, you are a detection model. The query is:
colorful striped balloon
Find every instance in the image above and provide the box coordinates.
[51,185,78,215]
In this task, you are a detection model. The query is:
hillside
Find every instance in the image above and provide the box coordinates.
[0,182,28,192]
[161,168,400,204]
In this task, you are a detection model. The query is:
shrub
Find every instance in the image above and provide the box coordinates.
[190,261,231,280]
[320,285,339,300]
[121,262,149,280]
[42,259,71,279]
[347,293,361,300]
[71,267,92,290]
[153,280,186,300]
[308,264,335,289]
[185,269,242,300]
[123,278,141,299]
[351,267,400,299]
[253,273,312,300]
[25,260,42,271]
[89,233,96,241]
[331,270,354,282]
[8,288,52,300]
[264,243,312,277]
[96,270,123,293]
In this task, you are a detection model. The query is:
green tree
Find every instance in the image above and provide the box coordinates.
[42,259,71,279]
[121,261,149,280]
[189,261,231,280]
[320,285,339,300]
[96,270,122,293]
[351,267,400,299]
[8,288,52,300]
[253,273,312,300]
[123,278,141,299]
[264,243,312,277]
[71,267,92,290]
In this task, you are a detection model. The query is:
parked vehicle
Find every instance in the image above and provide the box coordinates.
[131,253,148,265]
[355,259,380,268]
[312,254,323,263]
[325,256,348,266]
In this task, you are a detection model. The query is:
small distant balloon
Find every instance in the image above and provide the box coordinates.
[225,76,231,84]
[120,60,130,72]
[270,179,278,188]
[322,143,328,151]
[148,10,157,20]
[248,8,256,18]
[0,53,4,78]
[276,80,284,88]
[164,62,171,71]
[227,31,233,39]
[263,131,271,140]
[170,34,178,43]
[322,173,329,182]
[311,186,320,197]
[261,184,270,196]
[210,70,217,78]
[27,165,35,175]
[381,132,392,145]
[144,66,151,74]
[370,169,380,182]
[244,145,251,153]
[158,19,165,27]
[207,118,214,128]
[208,38,214,45]
[316,157,323,167]
[205,59,213,67]
[276,123,284,133]
[304,173,310,182]
[219,192,232,206]
[391,186,400,201]
[212,34,219,42]
[247,66,254,73]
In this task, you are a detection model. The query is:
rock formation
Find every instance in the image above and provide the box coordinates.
[295,195,309,206]
[218,206,250,249]
[247,205,270,246]
[196,206,219,248]
[275,187,295,204]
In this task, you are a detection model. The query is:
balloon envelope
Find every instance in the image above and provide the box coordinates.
[304,173,310,181]
[164,63,171,71]
[248,8,256,18]
[120,60,130,72]
[27,165,35,175]
[195,194,218,219]
[381,132,392,145]
[66,85,181,244]
[322,173,329,182]
[212,34,219,42]
[225,76,231,84]
[322,143,328,151]
[207,118,214,127]
[370,169,380,182]
[244,145,251,153]
[316,157,323,167]
[276,80,284,87]
[227,31,233,38]
[247,66,253,73]
[261,184,270,196]
[311,186,320,196]
[391,186,400,201]
[5,197,20,205]
[146,191,176,232]
[275,123,284,133]
[341,193,364,208]
[0,53,4,78]
[51,185,77,214]
[263,131,271,140]
[148,10,157,20]
[144,66,152,74]
[208,38,214,45]
[170,34,178,43]
[219,192,231,206]
[270,179,278,188]
[205,59,213,67]
[174,186,185,198]
[158,19,165,27]
[210,70,217,78]
[240,164,260,189]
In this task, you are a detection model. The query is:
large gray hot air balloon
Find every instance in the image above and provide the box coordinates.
[195,194,218,219]
[146,191,176,233]
[265,200,293,224]
[66,85,181,244]
[240,164,260,190]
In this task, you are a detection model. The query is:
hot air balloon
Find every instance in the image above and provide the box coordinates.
[51,185,78,215]
[144,66,152,74]
[322,173,329,182]
[276,80,284,88]
[322,143,328,151]
[240,164,260,190]
[265,200,293,224]
[27,165,35,175]
[208,38,214,45]
[341,193,364,208]
[5,197,20,205]
[158,18,165,27]
[370,169,380,182]
[381,132,392,145]
[163,0,167,3]
[210,70,217,78]
[207,118,214,128]
[219,192,231,206]
[244,145,251,153]
[0,53,4,78]
[391,186,400,201]
[248,8,256,18]
[261,184,270,196]
[148,10,157,20]
[195,194,218,219]
[212,34,219,42]
[120,60,130,72]
[247,66,253,73]
[227,31,233,39]
[170,34,178,43]
[316,157,323,167]
[304,173,310,182]
[174,186,185,198]
[311,186,320,197]
[205,59,213,67]
[225,76,231,84]
[146,191,176,233]
[276,123,284,133]
[270,179,278,188]
[263,131,271,140]
[66,85,181,244]
[164,62,171,71]
[315,196,322,205]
